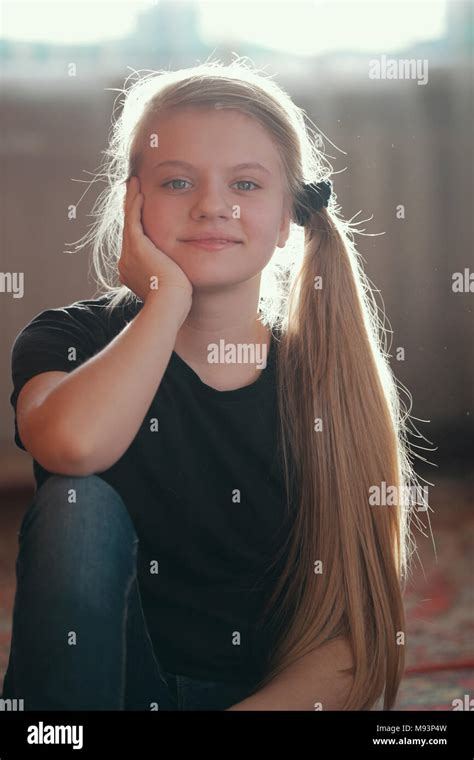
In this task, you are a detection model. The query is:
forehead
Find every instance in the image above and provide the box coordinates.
[139,105,283,174]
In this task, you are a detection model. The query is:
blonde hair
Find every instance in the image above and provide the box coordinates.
[70,57,431,710]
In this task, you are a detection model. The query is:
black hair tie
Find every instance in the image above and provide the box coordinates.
[294,179,332,226]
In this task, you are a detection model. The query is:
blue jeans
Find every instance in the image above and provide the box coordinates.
[1,475,259,710]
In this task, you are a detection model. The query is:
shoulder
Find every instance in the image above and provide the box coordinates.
[9,291,142,404]
[26,291,136,324]
[14,292,141,345]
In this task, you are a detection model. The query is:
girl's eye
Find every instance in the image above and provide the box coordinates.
[233,180,259,191]
[162,179,191,190]
[161,179,260,191]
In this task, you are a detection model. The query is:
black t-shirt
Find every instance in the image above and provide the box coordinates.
[9,293,294,683]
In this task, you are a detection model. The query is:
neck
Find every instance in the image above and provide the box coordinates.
[173,277,267,367]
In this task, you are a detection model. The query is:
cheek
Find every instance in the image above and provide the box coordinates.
[239,207,275,249]
[141,201,176,247]
[247,211,282,255]
[141,197,162,228]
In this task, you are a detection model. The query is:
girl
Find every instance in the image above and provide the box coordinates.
[2,59,422,711]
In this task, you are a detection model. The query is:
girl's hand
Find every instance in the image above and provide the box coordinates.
[118,175,193,306]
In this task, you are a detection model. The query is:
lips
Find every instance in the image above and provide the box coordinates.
[181,239,241,251]
[181,237,242,243]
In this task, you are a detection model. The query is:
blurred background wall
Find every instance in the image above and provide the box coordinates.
[0,0,472,487]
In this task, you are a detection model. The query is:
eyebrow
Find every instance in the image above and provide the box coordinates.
[152,160,271,175]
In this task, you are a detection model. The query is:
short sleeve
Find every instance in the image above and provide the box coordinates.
[10,300,111,451]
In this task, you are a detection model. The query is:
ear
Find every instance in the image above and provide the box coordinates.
[276,208,292,249]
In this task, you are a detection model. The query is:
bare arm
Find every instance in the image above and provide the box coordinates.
[21,174,194,476]
[25,290,191,475]
[226,635,355,711]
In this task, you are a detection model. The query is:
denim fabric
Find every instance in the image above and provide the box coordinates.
[1,474,258,711]
[162,671,257,711]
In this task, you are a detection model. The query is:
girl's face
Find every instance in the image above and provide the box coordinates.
[136,106,291,289]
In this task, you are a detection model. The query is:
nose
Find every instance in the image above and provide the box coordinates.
[190,180,234,220]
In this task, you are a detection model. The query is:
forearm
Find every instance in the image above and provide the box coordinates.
[36,290,190,474]
[226,636,355,711]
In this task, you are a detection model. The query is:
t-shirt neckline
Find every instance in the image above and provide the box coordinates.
[170,330,276,403]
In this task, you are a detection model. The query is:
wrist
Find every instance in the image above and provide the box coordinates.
[143,287,192,328]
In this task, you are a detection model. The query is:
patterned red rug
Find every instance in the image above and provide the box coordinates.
[394,480,474,709]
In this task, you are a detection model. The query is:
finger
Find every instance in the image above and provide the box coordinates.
[125,190,144,249]
[130,188,144,231]
[123,175,139,219]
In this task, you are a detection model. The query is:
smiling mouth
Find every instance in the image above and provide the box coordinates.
[181,239,241,243]
[180,239,242,249]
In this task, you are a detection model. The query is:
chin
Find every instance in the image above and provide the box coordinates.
[184,268,255,291]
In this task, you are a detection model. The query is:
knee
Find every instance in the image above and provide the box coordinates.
[18,475,138,583]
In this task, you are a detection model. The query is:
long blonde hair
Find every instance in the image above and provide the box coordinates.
[70,58,430,710]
